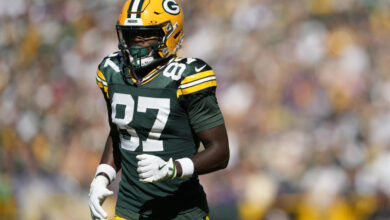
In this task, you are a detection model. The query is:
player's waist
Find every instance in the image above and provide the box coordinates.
[115,201,209,220]
[119,173,203,199]
[116,178,207,214]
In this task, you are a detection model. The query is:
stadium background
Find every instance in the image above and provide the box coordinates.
[1,0,390,219]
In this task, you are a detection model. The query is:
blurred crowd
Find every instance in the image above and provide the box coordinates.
[1,0,390,219]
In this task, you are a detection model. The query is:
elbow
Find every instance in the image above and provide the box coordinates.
[220,160,229,170]
[219,146,230,170]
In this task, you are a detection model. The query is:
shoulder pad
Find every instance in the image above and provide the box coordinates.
[176,58,217,98]
[96,51,121,98]
[98,51,122,75]
[174,57,213,78]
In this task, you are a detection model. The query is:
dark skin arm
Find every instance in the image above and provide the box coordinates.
[175,124,230,177]
[96,128,122,183]
[99,129,121,171]
[96,93,122,182]
[98,123,229,180]
[96,127,122,184]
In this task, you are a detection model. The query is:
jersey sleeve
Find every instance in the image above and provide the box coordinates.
[178,58,224,133]
[96,60,109,99]
[96,57,116,127]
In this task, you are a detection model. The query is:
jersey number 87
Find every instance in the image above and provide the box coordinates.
[111,93,170,152]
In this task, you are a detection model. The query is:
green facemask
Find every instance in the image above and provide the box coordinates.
[128,46,150,70]
[129,46,150,59]
[127,43,160,70]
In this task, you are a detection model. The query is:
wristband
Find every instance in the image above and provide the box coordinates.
[176,158,194,178]
[95,164,116,183]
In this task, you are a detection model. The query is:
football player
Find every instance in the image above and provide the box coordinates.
[88,0,229,219]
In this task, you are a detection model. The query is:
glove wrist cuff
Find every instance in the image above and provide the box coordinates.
[94,174,110,186]
[95,164,116,184]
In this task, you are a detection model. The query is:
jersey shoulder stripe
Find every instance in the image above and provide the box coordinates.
[176,58,217,98]
[97,68,107,82]
[96,51,121,98]
[181,70,215,85]
[177,80,217,97]
[96,68,109,98]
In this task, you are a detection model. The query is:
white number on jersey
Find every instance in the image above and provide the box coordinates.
[104,58,120,72]
[111,93,170,152]
[163,63,186,81]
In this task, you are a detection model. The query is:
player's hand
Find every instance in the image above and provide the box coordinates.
[136,154,176,183]
[88,175,114,220]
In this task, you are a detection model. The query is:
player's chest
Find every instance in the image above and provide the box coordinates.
[108,83,186,130]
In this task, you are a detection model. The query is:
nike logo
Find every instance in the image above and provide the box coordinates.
[195,65,206,72]
[158,164,166,170]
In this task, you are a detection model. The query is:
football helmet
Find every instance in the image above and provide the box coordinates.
[116,0,184,71]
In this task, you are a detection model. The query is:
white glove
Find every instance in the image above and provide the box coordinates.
[88,175,114,220]
[136,154,176,183]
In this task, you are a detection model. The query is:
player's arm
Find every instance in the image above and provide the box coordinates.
[98,129,121,177]
[174,60,229,177]
[176,124,229,177]
[95,100,122,181]
[94,66,122,182]
[89,66,121,220]
[89,133,117,220]
[136,124,229,182]
[88,120,121,220]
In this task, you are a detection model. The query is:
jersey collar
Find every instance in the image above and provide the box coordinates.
[129,56,176,86]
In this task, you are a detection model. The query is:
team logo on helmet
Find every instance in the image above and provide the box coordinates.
[162,0,180,15]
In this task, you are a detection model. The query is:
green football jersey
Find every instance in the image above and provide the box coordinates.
[96,51,224,219]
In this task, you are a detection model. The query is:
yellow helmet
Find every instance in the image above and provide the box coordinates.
[116,0,184,70]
